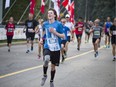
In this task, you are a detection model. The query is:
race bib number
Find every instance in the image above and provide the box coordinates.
[28,29,34,33]
[78,28,82,31]
[47,38,60,51]
[113,31,116,35]
[8,28,13,32]
[86,29,89,32]
[94,31,100,36]
[67,31,71,36]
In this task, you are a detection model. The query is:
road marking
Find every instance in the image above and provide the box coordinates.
[0,46,105,79]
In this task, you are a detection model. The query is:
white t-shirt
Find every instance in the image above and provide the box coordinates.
[65,22,74,36]
[38,24,43,38]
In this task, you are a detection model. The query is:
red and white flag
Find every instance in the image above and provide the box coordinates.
[62,0,71,14]
[5,0,10,8]
[30,0,36,14]
[70,1,74,23]
[40,0,45,14]
[52,0,60,18]
[62,0,74,23]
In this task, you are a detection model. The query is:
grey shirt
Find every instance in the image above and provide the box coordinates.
[92,26,102,38]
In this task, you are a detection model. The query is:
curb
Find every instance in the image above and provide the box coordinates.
[0,41,27,47]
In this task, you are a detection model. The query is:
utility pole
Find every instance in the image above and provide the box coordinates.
[85,0,88,22]
[0,0,3,23]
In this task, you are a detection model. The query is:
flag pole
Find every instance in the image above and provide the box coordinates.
[49,0,52,8]
[2,0,17,23]
[34,11,40,19]
[17,3,31,24]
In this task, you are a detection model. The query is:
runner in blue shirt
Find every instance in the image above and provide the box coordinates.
[104,17,112,48]
[40,8,65,87]
[60,18,70,63]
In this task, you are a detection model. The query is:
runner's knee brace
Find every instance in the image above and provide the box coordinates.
[44,55,50,67]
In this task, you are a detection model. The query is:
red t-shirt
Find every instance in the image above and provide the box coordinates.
[75,22,84,35]
[5,23,15,36]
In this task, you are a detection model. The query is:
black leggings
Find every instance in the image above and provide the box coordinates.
[7,35,13,44]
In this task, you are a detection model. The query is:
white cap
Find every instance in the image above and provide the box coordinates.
[65,14,70,18]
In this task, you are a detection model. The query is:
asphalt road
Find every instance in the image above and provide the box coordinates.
[0,35,115,87]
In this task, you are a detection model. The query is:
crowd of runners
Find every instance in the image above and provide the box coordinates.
[4,8,116,87]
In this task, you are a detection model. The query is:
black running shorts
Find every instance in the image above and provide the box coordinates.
[26,32,35,41]
[111,37,116,45]
[61,40,67,47]
[92,38,100,43]
[43,49,60,66]
[76,34,82,39]
[7,35,13,44]
[105,32,109,36]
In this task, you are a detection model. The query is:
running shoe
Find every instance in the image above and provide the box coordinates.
[62,55,65,63]
[8,49,10,52]
[105,45,107,48]
[108,45,110,48]
[85,40,87,43]
[41,76,47,86]
[113,58,115,61]
[94,53,97,57]
[77,48,80,51]
[50,82,54,87]
[31,46,33,51]
[38,55,41,59]
[96,51,98,56]
[64,51,67,58]
[94,52,98,57]
[26,50,30,53]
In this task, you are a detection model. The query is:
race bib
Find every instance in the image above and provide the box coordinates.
[86,29,89,32]
[113,31,116,35]
[28,29,34,33]
[94,31,100,36]
[47,38,60,51]
[67,31,71,36]
[78,28,82,31]
[8,28,13,32]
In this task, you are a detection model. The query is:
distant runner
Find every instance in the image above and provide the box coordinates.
[104,17,112,48]
[109,18,116,61]
[89,19,103,57]
[5,17,15,52]
[75,17,84,51]
[23,13,38,53]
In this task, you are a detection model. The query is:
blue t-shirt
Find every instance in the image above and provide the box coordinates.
[62,26,70,41]
[43,21,63,51]
[105,22,112,32]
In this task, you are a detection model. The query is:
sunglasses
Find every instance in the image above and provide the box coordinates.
[61,21,66,23]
